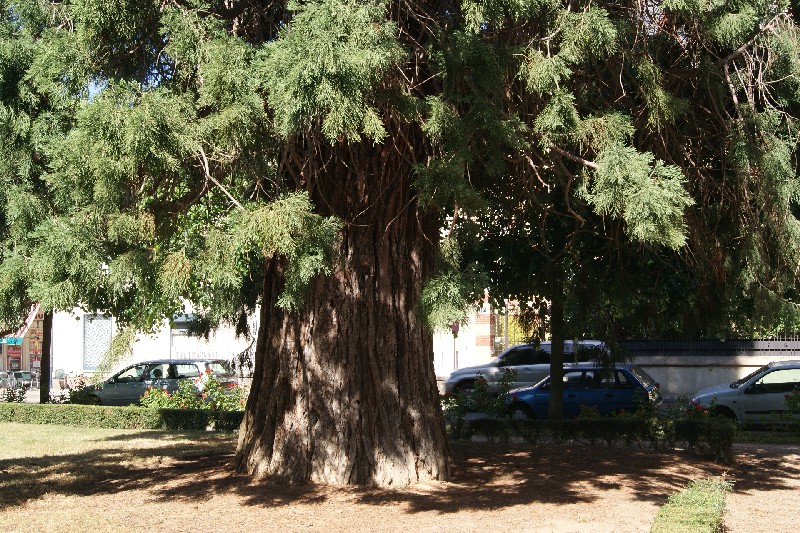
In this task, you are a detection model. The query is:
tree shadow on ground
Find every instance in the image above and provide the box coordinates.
[1,433,797,515]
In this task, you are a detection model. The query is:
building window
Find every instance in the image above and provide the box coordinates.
[83,314,112,371]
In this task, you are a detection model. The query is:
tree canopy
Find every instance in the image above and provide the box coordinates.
[3,0,800,484]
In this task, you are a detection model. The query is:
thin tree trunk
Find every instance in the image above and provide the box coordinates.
[548,268,565,420]
[235,142,451,486]
[39,311,52,404]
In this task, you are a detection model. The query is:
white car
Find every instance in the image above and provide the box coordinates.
[691,360,800,424]
[443,340,605,395]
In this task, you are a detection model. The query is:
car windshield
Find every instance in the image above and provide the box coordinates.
[628,366,657,388]
[15,372,31,379]
[731,365,769,388]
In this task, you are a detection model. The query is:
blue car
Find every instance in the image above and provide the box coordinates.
[507,363,662,419]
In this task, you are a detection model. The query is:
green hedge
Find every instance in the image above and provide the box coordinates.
[0,403,244,431]
[457,416,737,463]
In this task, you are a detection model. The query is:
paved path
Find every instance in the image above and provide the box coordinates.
[724,443,800,532]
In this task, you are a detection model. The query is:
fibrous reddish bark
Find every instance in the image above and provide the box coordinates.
[235,141,451,485]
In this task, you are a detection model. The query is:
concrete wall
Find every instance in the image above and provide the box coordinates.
[632,354,800,399]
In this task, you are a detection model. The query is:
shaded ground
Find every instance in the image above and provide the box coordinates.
[0,428,798,532]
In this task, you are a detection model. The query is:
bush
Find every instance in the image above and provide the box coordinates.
[54,374,101,405]
[138,372,245,411]
[0,386,27,403]
[448,411,736,463]
[0,403,244,431]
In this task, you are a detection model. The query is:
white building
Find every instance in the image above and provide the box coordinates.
[51,310,255,377]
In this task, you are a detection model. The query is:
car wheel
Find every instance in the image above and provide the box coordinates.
[510,403,534,420]
[712,406,738,422]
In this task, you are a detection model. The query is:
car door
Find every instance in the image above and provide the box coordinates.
[561,370,586,418]
[580,369,635,416]
[99,364,148,405]
[497,347,535,390]
[741,367,800,424]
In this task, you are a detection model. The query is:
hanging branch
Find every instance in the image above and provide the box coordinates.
[198,146,245,211]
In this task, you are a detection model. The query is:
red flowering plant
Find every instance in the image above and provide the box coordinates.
[684,401,712,419]
[200,373,245,411]
[137,386,174,409]
[137,372,244,411]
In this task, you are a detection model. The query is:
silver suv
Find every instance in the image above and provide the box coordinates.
[691,360,800,425]
[443,340,605,395]
[88,359,236,406]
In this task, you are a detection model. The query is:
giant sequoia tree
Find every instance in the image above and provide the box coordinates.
[3,0,800,486]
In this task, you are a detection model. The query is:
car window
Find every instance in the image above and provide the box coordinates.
[531,349,549,365]
[629,366,657,388]
[751,368,800,394]
[116,365,146,383]
[563,370,584,390]
[174,364,201,379]
[571,346,603,363]
[501,347,535,366]
[585,369,615,389]
[616,370,634,389]
[147,363,170,380]
[734,365,769,387]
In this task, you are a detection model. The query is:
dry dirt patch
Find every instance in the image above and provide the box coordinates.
[0,426,798,533]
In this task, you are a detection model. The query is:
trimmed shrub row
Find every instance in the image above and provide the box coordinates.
[0,403,244,431]
[456,416,737,463]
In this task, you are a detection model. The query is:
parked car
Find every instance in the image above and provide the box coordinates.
[691,360,800,425]
[11,371,35,389]
[0,371,10,388]
[506,363,662,419]
[86,359,237,406]
[443,340,606,395]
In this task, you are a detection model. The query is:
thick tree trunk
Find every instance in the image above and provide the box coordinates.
[235,143,451,485]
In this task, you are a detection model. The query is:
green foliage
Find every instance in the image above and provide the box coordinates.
[786,388,800,415]
[635,59,690,130]
[64,377,102,405]
[520,51,571,96]
[258,0,403,142]
[199,192,342,311]
[3,0,800,406]
[138,373,245,411]
[441,368,518,438]
[420,271,469,330]
[533,89,579,138]
[0,402,243,431]
[591,143,694,249]
[650,477,733,533]
[446,390,736,462]
[557,7,618,63]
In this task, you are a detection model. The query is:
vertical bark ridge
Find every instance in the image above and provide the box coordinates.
[236,140,451,485]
